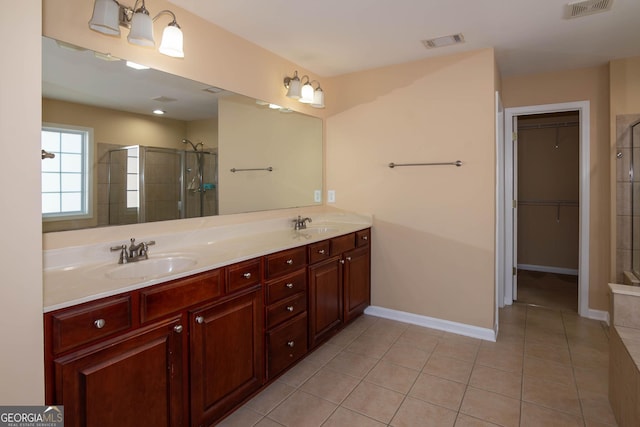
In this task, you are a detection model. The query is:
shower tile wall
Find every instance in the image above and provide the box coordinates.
[144,150,181,223]
[616,114,640,282]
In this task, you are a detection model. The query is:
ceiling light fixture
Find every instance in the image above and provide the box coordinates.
[126,60,149,70]
[89,0,184,58]
[152,109,165,115]
[284,71,325,109]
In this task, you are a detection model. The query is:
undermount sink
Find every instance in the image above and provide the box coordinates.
[104,256,197,280]
[300,226,340,235]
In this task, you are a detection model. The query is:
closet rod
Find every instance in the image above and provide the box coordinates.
[518,121,578,130]
[518,200,578,206]
[388,160,462,168]
[230,167,273,173]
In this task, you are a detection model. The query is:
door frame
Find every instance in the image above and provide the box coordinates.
[502,101,590,317]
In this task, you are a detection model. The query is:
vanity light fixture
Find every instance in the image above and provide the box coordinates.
[89,0,185,58]
[283,71,325,109]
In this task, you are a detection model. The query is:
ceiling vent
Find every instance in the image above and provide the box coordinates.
[565,0,613,19]
[421,33,465,49]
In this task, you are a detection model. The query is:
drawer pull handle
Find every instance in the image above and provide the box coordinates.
[286,283,294,289]
[94,319,106,329]
[243,272,252,279]
[362,235,368,241]
[318,249,326,255]
[286,306,294,312]
[287,341,295,348]
[195,316,204,324]
[286,259,294,265]
[174,325,183,333]
[346,256,352,262]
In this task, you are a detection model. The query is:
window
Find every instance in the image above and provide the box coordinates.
[41,124,93,220]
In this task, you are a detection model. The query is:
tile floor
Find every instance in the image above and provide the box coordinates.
[218,305,617,427]
[517,270,578,313]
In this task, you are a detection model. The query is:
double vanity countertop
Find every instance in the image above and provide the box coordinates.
[43,212,372,313]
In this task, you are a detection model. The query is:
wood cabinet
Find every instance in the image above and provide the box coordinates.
[190,288,263,426]
[44,228,371,426]
[344,229,371,323]
[308,229,371,348]
[52,316,184,427]
[264,247,308,379]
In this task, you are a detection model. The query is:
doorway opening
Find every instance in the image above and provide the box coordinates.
[502,101,591,318]
[515,111,580,313]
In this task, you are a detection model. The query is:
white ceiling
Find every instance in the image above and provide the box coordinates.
[167,0,640,77]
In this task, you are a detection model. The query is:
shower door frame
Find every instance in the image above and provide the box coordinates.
[502,101,592,319]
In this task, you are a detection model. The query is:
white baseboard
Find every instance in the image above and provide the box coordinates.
[364,306,497,342]
[586,308,610,325]
[518,264,578,276]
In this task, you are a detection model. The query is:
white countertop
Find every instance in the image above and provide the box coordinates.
[43,212,372,313]
[609,283,640,297]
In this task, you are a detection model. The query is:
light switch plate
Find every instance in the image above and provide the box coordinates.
[327,190,336,203]
[314,190,321,202]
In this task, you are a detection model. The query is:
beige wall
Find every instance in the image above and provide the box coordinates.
[186,117,218,150]
[0,2,44,403]
[502,65,611,310]
[610,57,640,281]
[326,49,498,329]
[218,96,323,214]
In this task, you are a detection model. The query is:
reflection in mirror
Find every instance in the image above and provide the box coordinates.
[41,37,323,232]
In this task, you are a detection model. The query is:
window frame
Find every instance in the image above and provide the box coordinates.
[41,122,94,222]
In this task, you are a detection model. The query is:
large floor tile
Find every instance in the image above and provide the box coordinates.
[321,407,386,427]
[459,387,521,427]
[423,354,473,384]
[522,376,581,415]
[390,396,457,427]
[300,367,361,404]
[469,364,522,399]
[267,390,336,427]
[409,373,466,411]
[520,401,584,427]
[341,381,405,424]
[364,360,420,394]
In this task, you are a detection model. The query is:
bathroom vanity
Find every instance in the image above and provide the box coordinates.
[43,214,371,426]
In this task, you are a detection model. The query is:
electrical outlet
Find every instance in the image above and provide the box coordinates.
[327,190,336,203]
[314,190,321,203]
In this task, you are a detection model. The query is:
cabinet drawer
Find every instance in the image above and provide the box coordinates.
[356,229,370,247]
[265,247,307,279]
[330,233,355,255]
[51,296,132,354]
[266,292,307,329]
[267,313,308,378]
[266,269,306,304]
[140,269,223,323]
[308,240,331,264]
[226,258,261,293]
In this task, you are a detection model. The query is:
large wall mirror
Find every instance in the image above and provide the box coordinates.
[42,36,323,232]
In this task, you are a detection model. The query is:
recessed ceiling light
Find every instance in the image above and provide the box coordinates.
[152,109,165,115]
[421,33,465,49]
[203,86,223,94]
[268,104,282,109]
[126,61,150,70]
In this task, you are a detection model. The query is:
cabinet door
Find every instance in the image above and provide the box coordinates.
[344,246,371,323]
[308,257,343,348]
[53,317,184,427]
[190,289,264,426]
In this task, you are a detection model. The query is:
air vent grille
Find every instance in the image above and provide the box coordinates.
[565,0,613,18]
[421,33,465,49]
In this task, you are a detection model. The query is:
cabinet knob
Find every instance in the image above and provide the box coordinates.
[286,306,294,312]
[340,259,345,264]
[286,259,294,265]
[243,272,252,279]
[346,256,352,262]
[362,235,368,241]
[174,324,183,333]
[318,249,326,255]
[94,319,106,329]
[195,316,204,324]
[287,341,295,348]
[286,283,294,289]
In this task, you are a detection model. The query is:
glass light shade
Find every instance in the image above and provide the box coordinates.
[127,11,155,47]
[286,76,301,99]
[89,0,120,36]
[300,83,314,103]
[311,87,325,108]
[158,24,184,58]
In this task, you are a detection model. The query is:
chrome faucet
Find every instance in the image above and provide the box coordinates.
[292,215,312,230]
[110,238,156,264]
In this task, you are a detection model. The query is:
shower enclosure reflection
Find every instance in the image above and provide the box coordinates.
[107,144,218,226]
